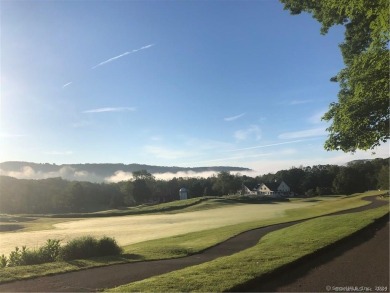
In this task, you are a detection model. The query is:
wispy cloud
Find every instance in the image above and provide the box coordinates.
[62,82,73,88]
[225,139,318,152]
[289,99,313,105]
[234,125,261,141]
[43,150,73,155]
[308,109,327,124]
[278,128,327,139]
[82,107,136,113]
[91,44,155,69]
[224,113,246,122]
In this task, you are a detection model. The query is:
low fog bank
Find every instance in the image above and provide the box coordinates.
[0,166,259,183]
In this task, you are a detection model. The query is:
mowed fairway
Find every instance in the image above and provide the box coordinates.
[0,200,317,256]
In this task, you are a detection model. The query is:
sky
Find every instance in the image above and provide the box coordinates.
[1,0,388,177]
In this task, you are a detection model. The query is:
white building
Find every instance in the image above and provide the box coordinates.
[242,181,293,198]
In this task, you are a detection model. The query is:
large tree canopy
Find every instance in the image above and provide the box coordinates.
[280,0,389,152]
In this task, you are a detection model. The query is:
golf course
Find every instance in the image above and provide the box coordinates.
[0,191,388,291]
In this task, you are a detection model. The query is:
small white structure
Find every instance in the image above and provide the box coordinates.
[179,188,188,200]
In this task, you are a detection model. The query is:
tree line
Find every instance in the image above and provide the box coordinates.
[0,158,388,214]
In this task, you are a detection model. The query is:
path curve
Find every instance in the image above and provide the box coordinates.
[238,220,389,292]
[0,196,387,292]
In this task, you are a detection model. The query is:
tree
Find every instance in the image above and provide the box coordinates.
[130,170,155,203]
[377,165,389,190]
[212,172,241,196]
[280,0,389,152]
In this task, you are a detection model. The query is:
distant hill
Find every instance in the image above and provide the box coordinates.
[0,161,252,182]
[346,158,389,166]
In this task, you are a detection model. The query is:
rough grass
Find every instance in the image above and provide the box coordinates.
[109,205,389,292]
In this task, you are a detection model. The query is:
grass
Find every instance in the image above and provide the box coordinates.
[0,216,80,233]
[109,205,389,292]
[0,191,386,284]
[121,191,376,259]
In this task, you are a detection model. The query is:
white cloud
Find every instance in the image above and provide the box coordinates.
[224,113,246,122]
[105,171,133,183]
[278,128,327,139]
[234,125,261,141]
[82,107,136,113]
[91,44,155,69]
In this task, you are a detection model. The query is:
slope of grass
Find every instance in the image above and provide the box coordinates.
[0,191,385,284]
[122,191,376,259]
[109,205,389,292]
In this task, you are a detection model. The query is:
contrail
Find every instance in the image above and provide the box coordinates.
[82,107,136,113]
[62,82,73,88]
[91,44,155,69]
[224,138,321,152]
[224,113,246,121]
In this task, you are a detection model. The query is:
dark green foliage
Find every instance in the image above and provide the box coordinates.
[59,236,122,261]
[0,236,122,268]
[97,236,123,256]
[59,236,99,260]
[281,0,389,152]
[377,165,389,190]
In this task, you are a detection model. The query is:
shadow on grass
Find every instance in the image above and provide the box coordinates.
[66,253,145,268]
[0,216,36,223]
[231,213,390,292]
[0,224,24,232]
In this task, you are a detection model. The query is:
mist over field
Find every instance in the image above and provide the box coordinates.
[0,200,316,256]
[0,162,253,183]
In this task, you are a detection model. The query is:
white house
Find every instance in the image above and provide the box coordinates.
[241,181,293,198]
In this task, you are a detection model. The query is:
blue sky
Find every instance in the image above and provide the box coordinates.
[1,0,388,175]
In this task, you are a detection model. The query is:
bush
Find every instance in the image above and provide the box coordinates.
[59,236,98,261]
[0,236,122,268]
[0,255,7,268]
[59,236,122,261]
[97,236,123,256]
[39,239,61,261]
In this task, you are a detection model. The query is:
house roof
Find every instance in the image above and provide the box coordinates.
[255,181,289,192]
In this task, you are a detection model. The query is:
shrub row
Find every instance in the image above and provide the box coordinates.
[0,236,122,268]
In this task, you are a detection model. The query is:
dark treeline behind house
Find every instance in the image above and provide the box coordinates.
[0,158,388,214]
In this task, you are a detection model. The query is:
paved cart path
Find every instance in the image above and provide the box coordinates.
[238,219,389,292]
[0,196,387,292]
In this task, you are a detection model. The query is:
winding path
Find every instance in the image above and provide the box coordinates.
[0,196,387,292]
